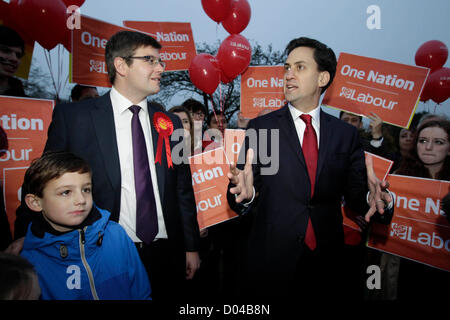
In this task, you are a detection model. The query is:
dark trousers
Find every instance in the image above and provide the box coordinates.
[135,239,186,302]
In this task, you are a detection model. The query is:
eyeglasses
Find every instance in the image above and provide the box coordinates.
[122,55,166,69]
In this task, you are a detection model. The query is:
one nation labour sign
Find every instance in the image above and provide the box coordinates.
[124,21,197,72]
[240,66,285,119]
[322,53,429,128]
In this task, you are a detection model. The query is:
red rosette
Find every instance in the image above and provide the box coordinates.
[153,112,174,168]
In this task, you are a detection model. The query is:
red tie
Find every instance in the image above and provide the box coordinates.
[300,114,317,251]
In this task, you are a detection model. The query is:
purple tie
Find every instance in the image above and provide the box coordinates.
[129,105,158,244]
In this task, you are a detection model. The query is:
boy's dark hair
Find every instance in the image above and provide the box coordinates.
[24,151,91,198]
[285,37,336,94]
[0,252,36,300]
[70,84,96,101]
[182,98,207,115]
[0,25,25,57]
[105,30,162,84]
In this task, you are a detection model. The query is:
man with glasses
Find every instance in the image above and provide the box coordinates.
[15,31,201,301]
[0,25,26,97]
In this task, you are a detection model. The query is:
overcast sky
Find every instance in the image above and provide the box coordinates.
[33,0,450,121]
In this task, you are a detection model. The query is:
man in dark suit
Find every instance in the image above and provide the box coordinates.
[15,31,200,301]
[227,37,393,300]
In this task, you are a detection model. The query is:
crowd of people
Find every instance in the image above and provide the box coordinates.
[0,24,448,301]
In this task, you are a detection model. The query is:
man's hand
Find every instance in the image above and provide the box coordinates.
[186,251,200,280]
[227,148,254,203]
[365,154,392,222]
[368,112,383,139]
[4,237,25,255]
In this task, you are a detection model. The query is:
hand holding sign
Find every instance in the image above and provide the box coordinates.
[365,154,393,222]
[228,148,254,203]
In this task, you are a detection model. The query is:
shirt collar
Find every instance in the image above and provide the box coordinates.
[110,86,148,115]
[288,103,321,126]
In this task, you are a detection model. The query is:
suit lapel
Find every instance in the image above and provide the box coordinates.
[276,104,306,168]
[90,93,121,194]
[316,110,332,181]
[147,102,166,204]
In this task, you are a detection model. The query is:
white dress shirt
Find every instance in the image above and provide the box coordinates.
[288,103,321,147]
[244,103,393,210]
[110,87,168,242]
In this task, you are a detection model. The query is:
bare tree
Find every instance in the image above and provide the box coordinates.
[155,41,284,124]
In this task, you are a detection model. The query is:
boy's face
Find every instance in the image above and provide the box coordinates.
[26,172,93,232]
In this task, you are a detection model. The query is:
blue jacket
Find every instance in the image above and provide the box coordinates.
[21,206,151,300]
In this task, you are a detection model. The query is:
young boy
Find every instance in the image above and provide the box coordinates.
[20,151,151,300]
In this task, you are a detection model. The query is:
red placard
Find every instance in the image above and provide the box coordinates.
[0,96,53,234]
[123,21,197,72]
[71,15,137,87]
[368,175,450,271]
[322,53,429,128]
[189,148,237,230]
[240,66,285,119]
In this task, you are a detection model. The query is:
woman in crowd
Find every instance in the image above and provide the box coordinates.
[169,105,195,156]
[394,119,450,299]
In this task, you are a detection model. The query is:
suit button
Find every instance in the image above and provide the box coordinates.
[308,204,314,209]
[297,235,305,244]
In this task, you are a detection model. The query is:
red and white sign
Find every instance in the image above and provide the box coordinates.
[322,53,429,128]
[368,175,450,271]
[0,96,53,234]
[189,148,237,230]
[123,21,197,72]
[71,15,136,88]
[240,66,285,119]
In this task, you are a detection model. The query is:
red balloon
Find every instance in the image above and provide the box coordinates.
[420,77,432,102]
[12,0,68,50]
[211,58,233,83]
[201,0,232,23]
[428,67,450,104]
[415,40,448,72]
[61,0,86,7]
[217,34,252,79]
[222,0,251,34]
[189,53,221,95]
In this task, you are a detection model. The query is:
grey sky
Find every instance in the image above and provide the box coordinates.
[33,0,450,120]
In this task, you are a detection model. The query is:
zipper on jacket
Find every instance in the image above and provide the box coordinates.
[79,227,99,300]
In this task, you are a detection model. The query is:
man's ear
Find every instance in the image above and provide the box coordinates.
[25,194,43,212]
[318,71,331,89]
[113,56,128,79]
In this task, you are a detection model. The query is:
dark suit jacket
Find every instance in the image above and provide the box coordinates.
[228,105,371,292]
[18,92,200,254]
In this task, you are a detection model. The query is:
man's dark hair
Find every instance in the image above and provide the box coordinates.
[285,37,336,94]
[0,25,24,57]
[24,151,91,198]
[182,98,207,115]
[105,31,162,84]
[339,111,362,121]
[70,84,97,101]
[0,252,36,300]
